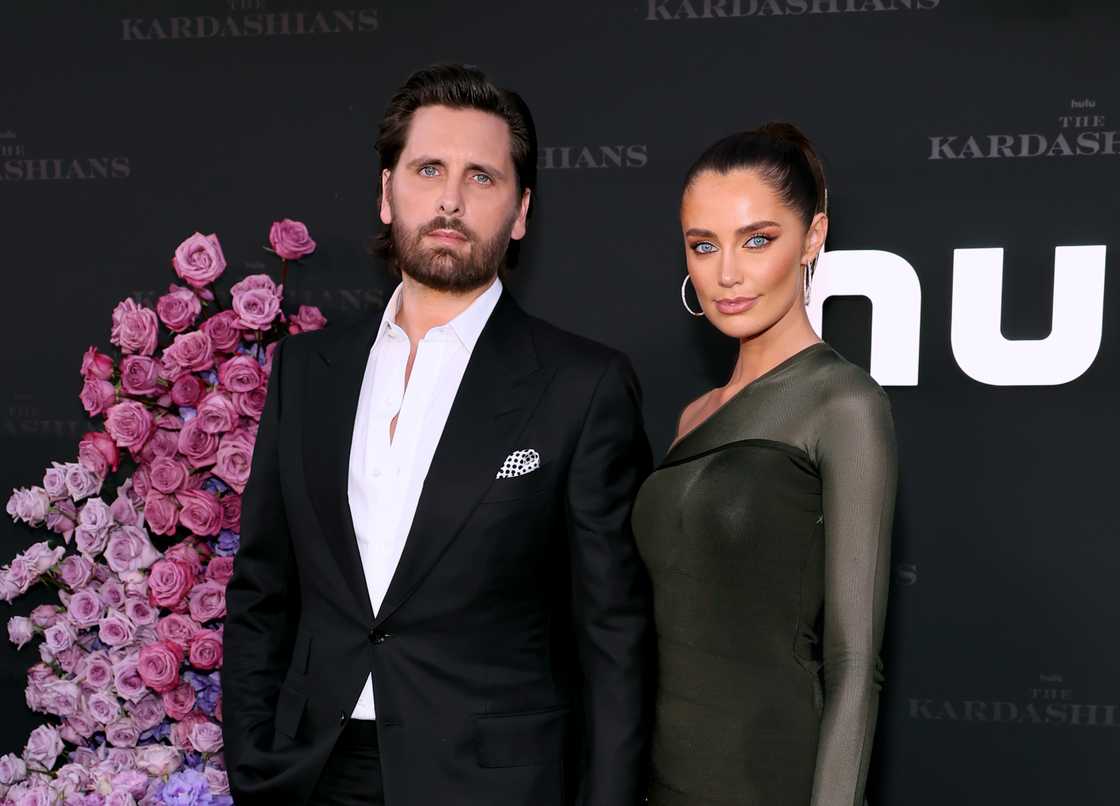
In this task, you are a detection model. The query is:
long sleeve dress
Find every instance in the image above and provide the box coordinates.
[634,341,897,806]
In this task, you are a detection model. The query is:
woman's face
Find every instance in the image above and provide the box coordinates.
[680,168,826,340]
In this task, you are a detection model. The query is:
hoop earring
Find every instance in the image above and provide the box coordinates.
[803,257,816,306]
[681,275,705,317]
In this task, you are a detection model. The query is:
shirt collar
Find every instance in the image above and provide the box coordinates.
[378,276,503,352]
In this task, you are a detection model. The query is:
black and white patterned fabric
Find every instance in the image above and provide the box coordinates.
[495,449,540,479]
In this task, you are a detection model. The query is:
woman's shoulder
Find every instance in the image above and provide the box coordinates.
[808,343,891,407]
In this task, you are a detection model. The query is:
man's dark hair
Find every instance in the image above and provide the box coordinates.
[373,64,538,271]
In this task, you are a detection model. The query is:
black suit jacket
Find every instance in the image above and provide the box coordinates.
[222,291,653,805]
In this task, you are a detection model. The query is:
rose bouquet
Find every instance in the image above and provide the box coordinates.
[1,221,322,805]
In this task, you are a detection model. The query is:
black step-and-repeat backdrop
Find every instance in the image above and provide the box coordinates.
[2,1,1116,803]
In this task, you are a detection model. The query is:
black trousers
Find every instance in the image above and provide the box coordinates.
[309,719,384,806]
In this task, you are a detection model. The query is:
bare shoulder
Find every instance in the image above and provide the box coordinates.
[675,389,717,438]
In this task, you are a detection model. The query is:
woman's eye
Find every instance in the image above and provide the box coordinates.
[419,165,439,177]
[745,234,771,248]
[691,241,717,254]
[472,173,493,186]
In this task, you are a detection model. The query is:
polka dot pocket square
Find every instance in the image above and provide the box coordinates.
[495,449,541,480]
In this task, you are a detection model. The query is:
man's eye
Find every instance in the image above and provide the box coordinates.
[472,174,493,185]
[419,165,439,177]
[691,241,717,254]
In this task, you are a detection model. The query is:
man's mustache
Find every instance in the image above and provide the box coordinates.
[418,217,475,242]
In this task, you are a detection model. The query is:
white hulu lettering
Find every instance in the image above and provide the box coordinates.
[807,250,922,386]
[951,246,1106,385]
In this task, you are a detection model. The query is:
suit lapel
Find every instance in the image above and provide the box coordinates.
[303,314,381,625]
[373,293,552,627]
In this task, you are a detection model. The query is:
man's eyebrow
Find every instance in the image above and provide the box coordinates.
[684,221,783,238]
[404,155,507,180]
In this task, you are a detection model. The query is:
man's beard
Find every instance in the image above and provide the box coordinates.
[391,213,514,293]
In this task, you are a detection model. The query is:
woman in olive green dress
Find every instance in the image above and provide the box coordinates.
[634,124,897,806]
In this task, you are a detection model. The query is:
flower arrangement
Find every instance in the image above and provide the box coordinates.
[1,220,322,805]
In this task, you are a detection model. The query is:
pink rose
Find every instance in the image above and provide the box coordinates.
[0,752,27,785]
[176,489,222,536]
[105,526,161,574]
[170,712,209,750]
[81,347,116,381]
[219,495,242,530]
[188,719,224,754]
[164,541,205,574]
[170,373,207,407]
[24,724,63,769]
[217,354,263,393]
[134,744,182,777]
[147,456,190,494]
[147,560,195,609]
[105,716,140,748]
[125,692,166,731]
[177,418,219,468]
[230,274,283,331]
[137,641,182,693]
[143,491,180,536]
[289,304,328,335]
[156,284,202,333]
[79,651,114,690]
[188,581,226,623]
[7,617,35,648]
[86,689,122,724]
[105,401,154,453]
[195,391,239,434]
[156,614,201,650]
[205,556,234,585]
[66,589,104,628]
[80,378,117,417]
[188,629,223,670]
[79,431,120,475]
[119,356,162,397]
[213,430,255,494]
[269,218,317,260]
[200,309,243,353]
[139,429,181,466]
[98,610,136,647]
[57,554,93,589]
[112,656,148,703]
[110,299,159,356]
[234,387,268,421]
[162,331,214,381]
[172,232,227,288]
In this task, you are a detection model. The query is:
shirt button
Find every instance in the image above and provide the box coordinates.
[371,468,382,478]
[339,711,348,726]
[368,628,390,644]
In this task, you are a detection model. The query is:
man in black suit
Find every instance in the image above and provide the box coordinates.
[222,64,653,806]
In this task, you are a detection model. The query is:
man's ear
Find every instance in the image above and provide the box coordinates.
[510,188,532,242]
[379,169,393,225]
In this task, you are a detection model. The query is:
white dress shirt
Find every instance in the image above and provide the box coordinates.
[346,276,503,719]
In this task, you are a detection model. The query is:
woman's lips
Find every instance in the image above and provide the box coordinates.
[714,296,760,315]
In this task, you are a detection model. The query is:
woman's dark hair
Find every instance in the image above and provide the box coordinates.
[683,122,828,227]
[372,63,538,271]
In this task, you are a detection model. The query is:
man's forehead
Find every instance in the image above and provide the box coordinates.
[401,105,513,166]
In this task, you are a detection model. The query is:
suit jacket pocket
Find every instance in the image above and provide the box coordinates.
[475,706,568,768]
[479,462,554,504]
[275,683,307,739]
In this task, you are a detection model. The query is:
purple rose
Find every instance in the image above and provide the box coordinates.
[217,355,263,393]
[163,331,215,382]
[63,463,103,502]
[99,578,127,610]
[157,284,203,333]
[288,304,328,335]
[110,298,159,356]
[200,310,243,353]
[56,555,93,590]
[157,614,202,652]
[112,768,150,800]
[23,541,64,576]
[119,355,163,397]
[171,373,207,408]
[23,724,63,769]
[188,581,226,623]
[125,596,158,626]
[86,689,122,724]
[233,387,267,421]
[44,620,76,653]
[148,456,191,495]
[105,401,155,454]
[230,274,282,331]
[40,678,80,718]
[98,610,136,647]
[135,744,182,777]
[74,524,110,556]
[188,630,223,671]
[204,766,230,795]
[195,391,239,435]
[125,692,165,731]
[42,463,68,500]
[106,716,140,748]
[143,490,180,537]
[177,419,220,469]
[79,497,112,531]
[173,232,227,289]
[188,719,224,754]
[176,489,222,537]
[213,430,254,494]
[105,525,161,574]
[112,656,148,704]
[79,650,114,690]
[7,616,35,648]
[269,218,317,260]
[67,589,104,628]
[0,752,27,784]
